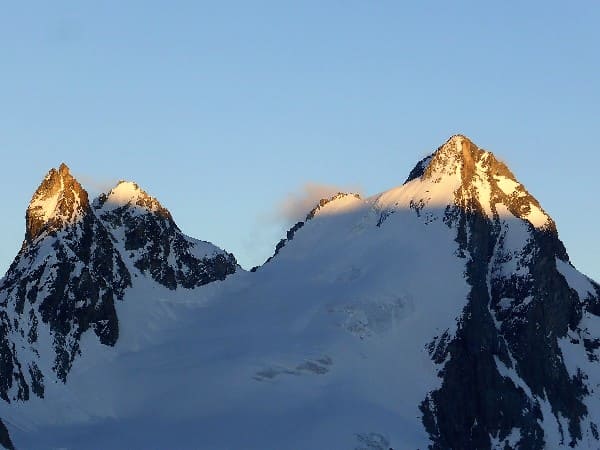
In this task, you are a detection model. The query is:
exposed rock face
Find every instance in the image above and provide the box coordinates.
[404,154,433,183]
[412,136,598,449]
[0,167,238,408]
[94,182,237,289]
[254,136,600,448]
[1,139,599,449]
[25,163,89,244]
[0,164,131,403]
[0,419,14,450]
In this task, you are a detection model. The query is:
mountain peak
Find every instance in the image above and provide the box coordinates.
[449,133,471,142]
[107,180,150,205]
[422,134,483,179]
[58,162,70,175]
[25,164,89,243]
[404,135,476,183]
[94,180,171,219]
[445,133,473,146]
[92,181,236,290]
[305,192,362,220]
[400,135,552,230]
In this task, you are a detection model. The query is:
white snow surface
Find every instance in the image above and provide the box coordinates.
[3,139,598,449]
[2,172,477,449]
[523,203,549,229]
[28,190,60,223]
[494,175,521,196]
[94,180,226,264]
[95,181,162,215]
[101,181,143,207]
[27,172,85,232]
[28,172,64,223]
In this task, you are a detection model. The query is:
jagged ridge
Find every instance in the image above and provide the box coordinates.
[254,135,600,448]
[0,165,238,406]
[399,136,595,448]
[94,181,237,290]
[1,137,599,450]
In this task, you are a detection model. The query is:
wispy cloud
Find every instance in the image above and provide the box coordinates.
[238,181,363,269]
[275,182,363,225]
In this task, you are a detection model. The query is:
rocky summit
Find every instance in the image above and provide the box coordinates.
[0,166,237,405]
[0,137,599,450]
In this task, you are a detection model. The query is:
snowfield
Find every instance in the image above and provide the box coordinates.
[1,135,599,449]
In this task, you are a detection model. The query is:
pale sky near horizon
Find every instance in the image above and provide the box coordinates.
[1,1,599,281]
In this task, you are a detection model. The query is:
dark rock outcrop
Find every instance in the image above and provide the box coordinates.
[0,168,237,404]
[417,136,596,449]
[0,419,14,450]
[0,164,131,400]
[94,182,237,289]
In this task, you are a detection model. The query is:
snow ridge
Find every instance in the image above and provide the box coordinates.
[1,137,599,450]
[0,165,238,431]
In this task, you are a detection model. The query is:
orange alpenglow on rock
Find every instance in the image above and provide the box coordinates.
[25,163,90,244]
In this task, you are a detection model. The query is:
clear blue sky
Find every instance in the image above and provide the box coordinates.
[1,1,599,280]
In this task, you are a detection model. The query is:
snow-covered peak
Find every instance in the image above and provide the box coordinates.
[105,181,144,205]
[423,134,482,179]
[305,193,363,220]
[4,137,600,449]
[396,135,552,229]
[94,181,171,219]
[25,163,90,243]
[92,180,237,290]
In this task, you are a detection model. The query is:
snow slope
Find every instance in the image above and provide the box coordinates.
[1,135,599,450]
[4,190,470,449]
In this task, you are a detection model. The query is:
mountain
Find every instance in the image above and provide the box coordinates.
[94,181,237,289]
[1,136,599,450]
[0,164,130,396]
[0,166,238,433]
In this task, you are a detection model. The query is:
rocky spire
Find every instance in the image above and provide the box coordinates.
[0,163,132,394]
[404,134,553,231]
[423,134,477,177]
[25,163,90,244]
